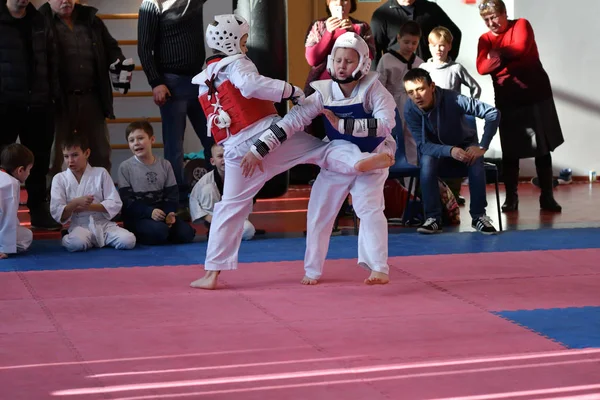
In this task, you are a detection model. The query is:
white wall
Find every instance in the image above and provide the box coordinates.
[437,0,599,176]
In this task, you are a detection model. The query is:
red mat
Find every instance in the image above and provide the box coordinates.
[1,249,600,399]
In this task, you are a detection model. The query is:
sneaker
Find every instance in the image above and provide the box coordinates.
[472,215,497,235]
[417,218,442,234]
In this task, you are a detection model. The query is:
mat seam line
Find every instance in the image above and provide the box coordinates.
[16,271,112,400]
[392,265,571,350]
[229,289,394,399]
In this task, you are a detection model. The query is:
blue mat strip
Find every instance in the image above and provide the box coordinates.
[2,227,599,272]
[494,307,600,349]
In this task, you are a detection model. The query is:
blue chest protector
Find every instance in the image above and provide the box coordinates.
[311,72,385,153]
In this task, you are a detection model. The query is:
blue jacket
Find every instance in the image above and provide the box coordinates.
[403,87,500,158]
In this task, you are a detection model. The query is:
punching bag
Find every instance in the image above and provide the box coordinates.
[234,0,289,198]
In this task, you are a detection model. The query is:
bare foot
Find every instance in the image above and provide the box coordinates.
[364,271,390,285]
[0,253,7,259]
[355,153,394,172]
[190,270,220,290]
[300,275,318,285]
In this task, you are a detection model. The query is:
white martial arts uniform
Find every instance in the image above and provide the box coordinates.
[189,170,255,241]
[301,72,397,280]
[377,52,423,165]
[0,171,32,255]
[50,164,136,252]
[192,54,373,271]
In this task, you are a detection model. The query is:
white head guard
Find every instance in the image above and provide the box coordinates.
[326,32,371,83]
[206,14,250,56]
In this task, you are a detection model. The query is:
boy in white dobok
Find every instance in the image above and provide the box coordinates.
[300,32,397,285]
[190,15,392,290]
[50,135,136,252]
[0,144,34,259]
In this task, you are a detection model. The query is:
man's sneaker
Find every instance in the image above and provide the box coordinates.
[417,218,442,234]
[472,215,497,235]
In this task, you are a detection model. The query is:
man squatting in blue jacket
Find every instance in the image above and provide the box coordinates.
[403,68,500,235]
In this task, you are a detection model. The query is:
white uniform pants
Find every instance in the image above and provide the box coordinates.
[304,136,396,279]
[204,131,370,271]
[62,223,136,252]
[16,226,33,253]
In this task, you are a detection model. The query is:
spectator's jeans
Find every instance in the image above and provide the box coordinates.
[160,73,214,203]
[420,154,488,222]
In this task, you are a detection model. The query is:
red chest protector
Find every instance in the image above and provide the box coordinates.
[199,57,277,144]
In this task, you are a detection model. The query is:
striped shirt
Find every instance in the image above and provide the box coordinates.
[137,0,208,88]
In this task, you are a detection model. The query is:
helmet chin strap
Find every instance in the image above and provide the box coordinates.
[331,71,363,84]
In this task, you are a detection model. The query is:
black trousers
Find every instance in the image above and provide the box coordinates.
[0,105,54,210]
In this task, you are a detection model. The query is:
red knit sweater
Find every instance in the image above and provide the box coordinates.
[476,18,552,108]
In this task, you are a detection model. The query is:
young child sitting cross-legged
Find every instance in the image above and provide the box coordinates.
[118,120,196,245]
[50,134,136,252]
[0,144,34,259]
[189,144,256,241]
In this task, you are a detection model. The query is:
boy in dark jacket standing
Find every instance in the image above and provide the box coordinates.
[39,0,129,175]
[0,0,61,230]
[403,68,500,235]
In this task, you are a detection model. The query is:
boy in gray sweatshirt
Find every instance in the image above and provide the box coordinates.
[421,26,482,204]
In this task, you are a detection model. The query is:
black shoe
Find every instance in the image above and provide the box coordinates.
[540,196,562,212]
[472,215,498,235]
[30,207,62,231]
[501,197,519,212]
[417,218,442,234]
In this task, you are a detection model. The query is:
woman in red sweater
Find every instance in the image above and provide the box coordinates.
[477,0,563,213]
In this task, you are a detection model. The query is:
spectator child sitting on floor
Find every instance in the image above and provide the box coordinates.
[117,120,196,245]
[50,134,136,252]
[0,144,34,259]
[189,144,256,241]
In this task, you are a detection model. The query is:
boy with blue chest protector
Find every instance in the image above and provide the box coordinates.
[267,32,397,285]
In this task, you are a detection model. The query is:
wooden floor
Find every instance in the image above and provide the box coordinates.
[20,181,600,240]
[250,181,600,235]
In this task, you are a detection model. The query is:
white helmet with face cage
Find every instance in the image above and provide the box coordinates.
[206,14,250,56]
[326,32,371,83]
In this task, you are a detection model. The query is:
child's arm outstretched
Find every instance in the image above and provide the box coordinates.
[229,59,305,105]
[240,91,326,177]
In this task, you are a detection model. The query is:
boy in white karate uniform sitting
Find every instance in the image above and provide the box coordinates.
[50,135,136,252]
[0,144,34,259]
[189,144,256,241]
[190,15,393,290]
